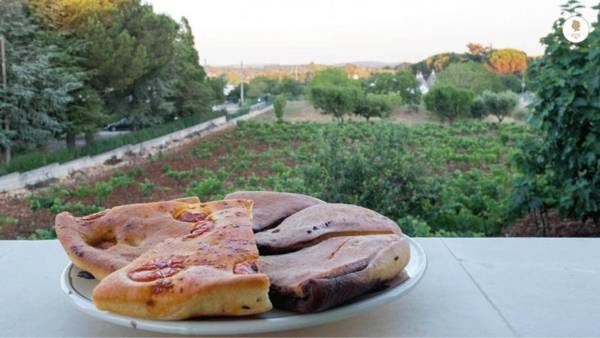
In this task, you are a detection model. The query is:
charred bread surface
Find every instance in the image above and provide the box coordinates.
[261,235,410,312]
[225,191,324,231]
[255,203,402,254]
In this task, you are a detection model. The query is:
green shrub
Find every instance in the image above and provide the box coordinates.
[397,216,433,237]
[49,200,104,215]
[426,168,513,236]
[164,169,194,181]
[138,179,155,197]
[185,176,224,200]
[300,124,436,220]
[436,62,506,94]
[28,228,57,240]
[0,215,18,226]
[516,0,600,226]
[424,85,474,123]
[126,167,145,178]
[474,90,519,123]
[353,93,400,121]
[273,95,287,122]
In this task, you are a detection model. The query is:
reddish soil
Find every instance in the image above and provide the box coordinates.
[505,210,600,237]
[0,126,295,239]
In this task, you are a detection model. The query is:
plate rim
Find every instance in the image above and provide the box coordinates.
[60,235,427,336]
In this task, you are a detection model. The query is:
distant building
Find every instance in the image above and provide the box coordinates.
[416,70,436,94]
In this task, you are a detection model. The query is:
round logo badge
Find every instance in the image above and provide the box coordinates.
[562,16,590,43]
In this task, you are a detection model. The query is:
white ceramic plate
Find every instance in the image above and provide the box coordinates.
[61,235,426,336]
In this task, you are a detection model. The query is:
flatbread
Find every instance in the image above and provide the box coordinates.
[261,234,410,312]
[55,197,201,280]
[224,191,324,231]
[92,199,272,320]
[255,203,402,253]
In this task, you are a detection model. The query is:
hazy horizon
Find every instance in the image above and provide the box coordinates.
[147,0,598,66]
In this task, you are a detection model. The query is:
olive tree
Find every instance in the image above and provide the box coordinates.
[474,90,519,122]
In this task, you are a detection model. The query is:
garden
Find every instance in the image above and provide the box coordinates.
[1,119,595,240]
[0,0,598,241]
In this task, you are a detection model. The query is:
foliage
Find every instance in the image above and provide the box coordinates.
[0,110,223,174]
[185,175,224,200]
[470,96,488,119]
[0,0,81,155]
[307,69,362,122]
[424,85,474,123]
[274,77,304,99]
[487,48,528,75]
[138,179,155,197]
[300,124,436,220]
[247,76,276,100]
[273,95,287,122]
[364,70,421,109]
[308,84,361,122]
[499,74,523,93]
[353,93,400,121]
[466,42,491,62]
[411,52,470,75]
[436,62,506,94]
[19,120,534,239]
[167,17,213,118]
[310,68,359,88]
[27,227,56,240]
[20,0,215,146]
[393,70,422,108]
[226,83,247,103]
[207,75,227,103]
[473,90,519,123]
[515,0,600,225]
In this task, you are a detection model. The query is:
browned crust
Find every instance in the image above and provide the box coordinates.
[55,197,201,280]
[92,199,273,320]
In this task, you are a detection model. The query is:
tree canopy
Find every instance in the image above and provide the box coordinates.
[307,68,362,122]
[424,85,474,123]
[436,62,507,94]
[487,49,528,75]
[513,0,600,226]
[0,0,215,156]
[0,0,82,156]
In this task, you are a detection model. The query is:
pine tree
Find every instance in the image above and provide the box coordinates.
[167,17,213,117]
[0,0,81,158]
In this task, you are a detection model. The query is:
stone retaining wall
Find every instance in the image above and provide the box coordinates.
[0,105,272,193]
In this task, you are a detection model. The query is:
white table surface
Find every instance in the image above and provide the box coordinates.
[0,238,598,337]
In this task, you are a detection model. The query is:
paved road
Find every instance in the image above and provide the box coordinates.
[1,238,598,337]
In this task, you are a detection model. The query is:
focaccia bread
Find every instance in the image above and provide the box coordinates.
[92,199,272,320]
[224,191,324,231]
[55,197,202,280]
[261,235,410,313]
[255,203,402,253]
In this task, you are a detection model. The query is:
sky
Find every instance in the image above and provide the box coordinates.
[146,0,598,66]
